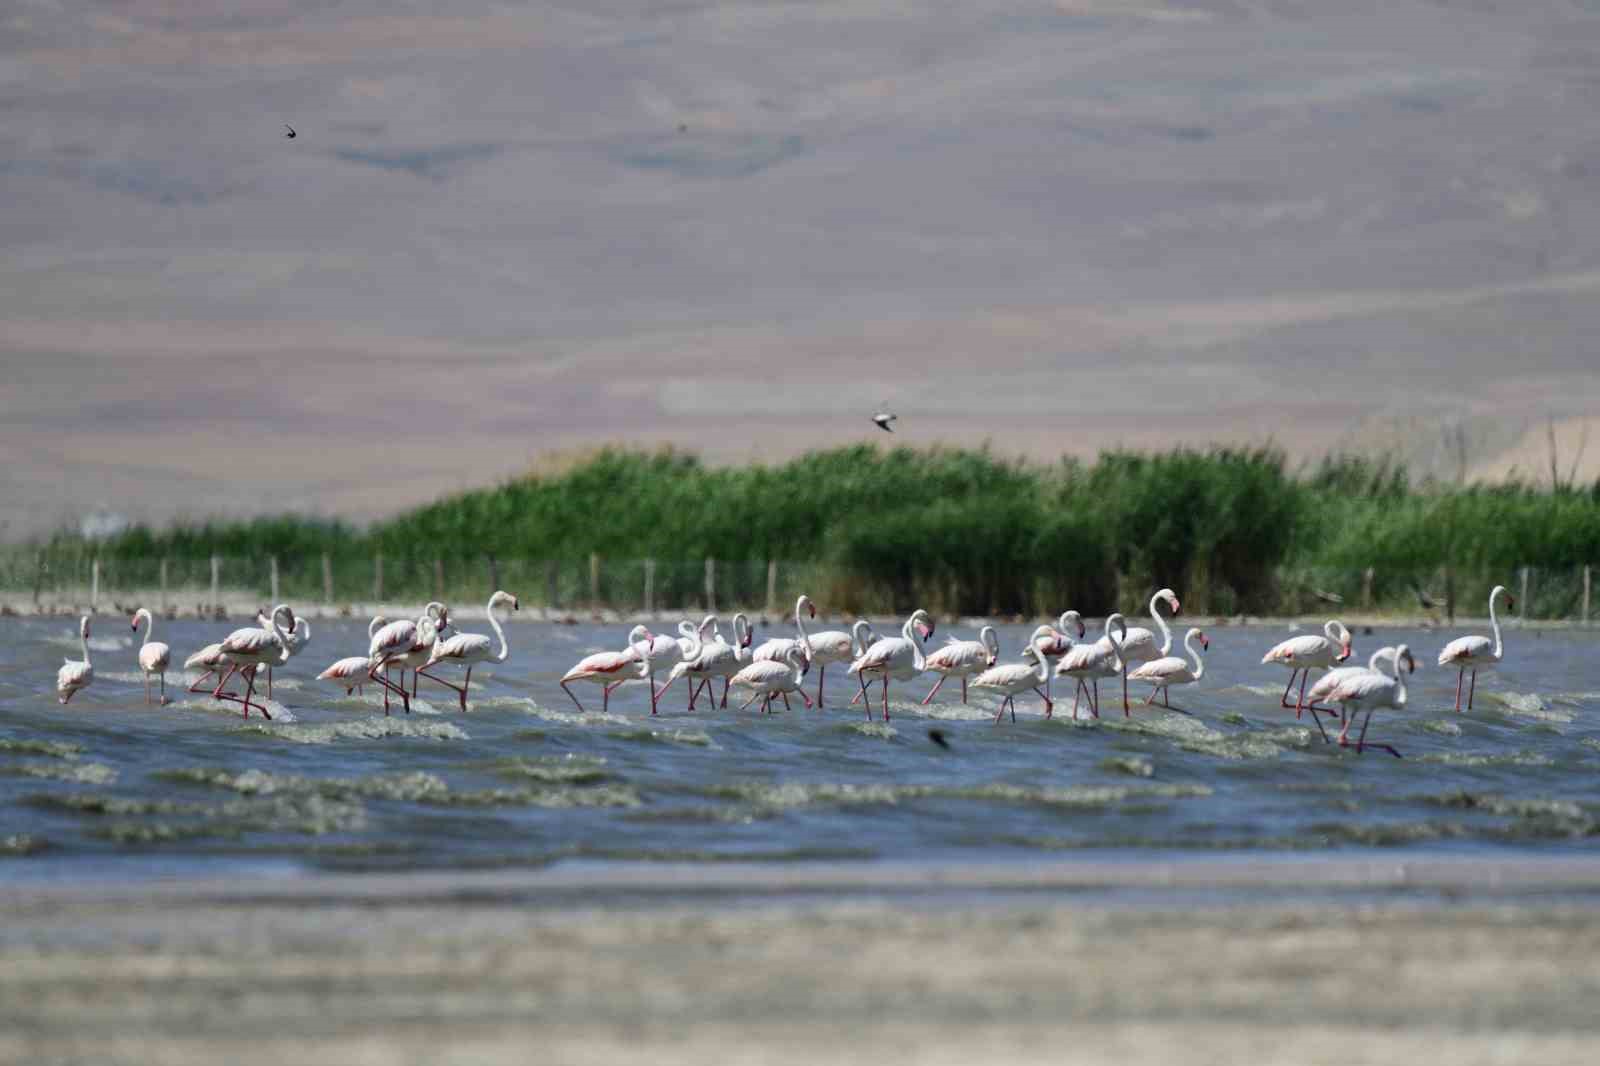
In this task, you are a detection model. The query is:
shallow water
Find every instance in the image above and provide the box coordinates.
[1,616,1597,882]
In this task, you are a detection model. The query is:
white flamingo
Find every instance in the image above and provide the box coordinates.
[1127,627,1209,709]
[212,604,294,719]
[845,608,933,721]
[55,615,94,705]
[367,612,423,715]
[920,626,999,704]
[1090,589,1179,712]
[617,620,702,715]
[255,607,309,699]
[729,644,809,714]
[560,625,654,713]
[130,607,171,706]
[421,590,519,712]
[972,631,1055,724]
[667,613,753,710]
[1437,585,1512,711]
[1303,646,1413,746]
[1325,643,1413,758]
[183,641,227,693]
[1030,610,1085,700]
[751,595,817,667]
[395,602,453,698]
[316,615,389,696]
[1054,614,1129,719]
[1260,620,1352,718]
[652,615,719,708]
[802,615,859,709]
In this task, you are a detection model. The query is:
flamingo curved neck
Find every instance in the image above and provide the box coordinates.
[902,612,927,671]
[80,623,91,666]
[1185,631,1205,679]
[733,614,751,661]
[1489,587,1505,659]
[790,649,807,686]
[1150,593,1174,655]
[852,620,873,657]
[267,607,292,664]
[135,610,152,647]
[1030,636,1050,684]
[1104,614,1127,672]
[1389,646,1410,706]
[793,597,813,659]
[486,596,510,662]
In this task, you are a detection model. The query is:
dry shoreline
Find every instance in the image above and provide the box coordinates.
[4,858,1600,1065]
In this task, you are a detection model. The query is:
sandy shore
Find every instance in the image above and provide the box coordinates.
[4,858,1600,1065]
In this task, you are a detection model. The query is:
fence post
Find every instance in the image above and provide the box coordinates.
[433,558,445,602]
[90,557,100,612]
[643,558,655,615]
[545,560,559,610]
[269,555,280,604]
[1584,565,1592,627]
[1443,565,1455,625]
[488,554,500,593]
[1361,567,1373,611]
[704,558,716,612]
[209,554,220,614]
[1519,566,1530,622]
[373,552,384,602]
[589,553,601,610]
[766,560,778,613]
[322,553,334,604]
[32,551,44,607]
[159,557,169,613]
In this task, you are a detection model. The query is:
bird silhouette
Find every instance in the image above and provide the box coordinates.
[871,406,897,433]
[927,728,951,750]
[284,124,297,139]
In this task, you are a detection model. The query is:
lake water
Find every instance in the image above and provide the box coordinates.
[1,614,1596,884]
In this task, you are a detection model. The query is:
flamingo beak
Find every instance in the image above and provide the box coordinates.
[917,623,933,640]
[1338,643,1352,662]
[1171,599,1181,615]
[1200,636,1210,651]
[1077,622,1086,637]
[808,603,816,619]
[1507,596,1516,611]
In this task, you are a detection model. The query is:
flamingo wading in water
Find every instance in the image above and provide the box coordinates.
[130,607,171,705]
[560,626,654,713]
[920,626,999,704]
[56,616,95,705]
[212,605,295,719]
[420,591,519,712]
[801,613,858,709]
[1260,620,1352,718]
[1325,643,1414,758]
[1304,646,1414,746]
[666,614,752,710]
[316,615,389,696]
[972,630,1055,723]
[1055,614,1129,719]
[729,645,809,714]
[1437,585,1512,711]
[845,609,933,721]
[1127,627,1209,709]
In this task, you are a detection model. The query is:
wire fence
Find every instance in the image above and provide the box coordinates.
[0,548,1593,622]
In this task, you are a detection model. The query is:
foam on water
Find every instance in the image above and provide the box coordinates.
[234,717,471,744]
[604,728,717,748]
[0,761,117,784]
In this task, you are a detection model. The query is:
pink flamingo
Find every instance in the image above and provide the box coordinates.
[211,604,294,719]
[972,631,1055,723]
[1437,585,1511,711]
[130,607,171,706]
[751,595,816,668]
[560,625,654,713]
[845,609,933,722]
[802,615,859,709]
[55,616,94,705]
[729,645,810,714]
[667,613,752,710]
[919,626,999,704]
[1303,646,1411,746]
[1127,627,1209,709]
[1324,643,1413,758]
[316,615,389,696]
[395,602,453,698]
[1054,614,1128,719]
[650,616,719,708]
[419,590,519,712]
[1261,620,1352,718]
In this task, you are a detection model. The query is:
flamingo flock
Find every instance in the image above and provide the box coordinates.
[44,584,1522,757]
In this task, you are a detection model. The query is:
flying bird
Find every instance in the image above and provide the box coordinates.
[871,406,897,433]
[927,728,951,750]
[284,124,297,139]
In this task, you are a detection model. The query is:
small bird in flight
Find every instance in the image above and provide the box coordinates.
[871,406,897,433]
[284,124,297,139]
[927,728,951,750]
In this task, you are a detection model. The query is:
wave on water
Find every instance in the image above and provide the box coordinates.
[478,754,613,784]
[509,700,634,728]
[1484,691,1574,724]
[0,760,117,784]
[1,834,50,856]
[604,728,717,747]
[1099,756,1154,778]
[0,738,84,759]
[839,722,897,740]
[1417,749,1557,768]
[233,717,470,744]
[158,766,641,809]
[1417,718,1463,736]
[168,696,298,723]
[692,779,1212,812]
[47,635,131,653]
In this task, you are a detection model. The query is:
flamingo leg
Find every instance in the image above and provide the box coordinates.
[368,659,411,716]
[922,676,947,705]
[1035,686,1053,718]
[798,687,813,709]
[1295,672,1311,719]
[993,697,1007,725]
[561,681,585,712]
[962,675,968,704]
[1309,702,1332,743]
[1279,669,1299,709]
[882,677,891,722]
[721,678,730,709]
[1453,669,1464,711]
[1467,669,1477,711]
[739,689,762,711]
[1354,709,1403,758]
[1144,687,1157,705]
[816,664,826,709]
[188,668,214,694]
[159,672,166,705]
[265,665,272,700]
[649,672,660,716]
[1122,671,1130,715]
[143,673,151,705]
[780,691,792,711]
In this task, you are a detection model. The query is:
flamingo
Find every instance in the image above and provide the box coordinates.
[420,590,519,712]
[183,641,227,693]
[211,604,294,719]
[751,595,817,668]
[1054,614,1129,719]
[560,625,654,713]
[1303,646,1414,745]
[1091,589,1179,713]
[845,619,884,706]
[1260,620,1352,718]
[845,608,933,721]
[395,602,453,697]
[973,631,1055,724]
[729,644,809,714]
[316,615,389,696]
[255,608,309,699]
[1030,611,1086,699]
[1437,585,1512,711]
[130,607,171,706]
[651,616,719,708]
[367,611,425,715]
[667,613,753,710]
[802,615,859,709]
[617,620,702,715]
[1324,643,1414,758]
[1127,627,1209,709]
[55,615,94,705]
[920,626,999,704]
